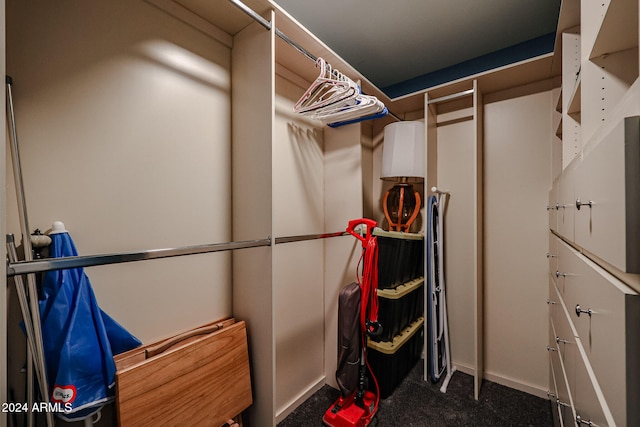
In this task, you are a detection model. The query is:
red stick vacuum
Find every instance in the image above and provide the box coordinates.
[323,219,381,427]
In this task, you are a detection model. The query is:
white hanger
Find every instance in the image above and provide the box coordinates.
[293,58,358,114]
[306,69,359,113]
[312,93,385,124]
[294,57,388,126]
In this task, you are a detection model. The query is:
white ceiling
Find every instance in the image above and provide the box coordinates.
[273,0,561,96]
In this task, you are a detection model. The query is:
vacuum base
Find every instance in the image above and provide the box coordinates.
[322,392,377,427]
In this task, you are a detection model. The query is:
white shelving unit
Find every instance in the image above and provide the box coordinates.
[549,1,640,425]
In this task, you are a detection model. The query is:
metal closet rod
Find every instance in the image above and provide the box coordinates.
[227,0,403,122]
[228,0,344,72]
[6,229,351,276]
[274,231,348,244]
[6,236,271,276]
[428,88,474,105]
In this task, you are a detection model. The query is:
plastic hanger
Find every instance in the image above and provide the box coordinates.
[301,71,359,113]
[294,58,358,113]
[294,57,388,126]
[313,92,383,122]
[315,89,387,126]
[326,107,389,128]
[306,79,365,118]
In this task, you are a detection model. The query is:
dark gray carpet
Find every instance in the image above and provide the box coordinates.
[278,361,552,426]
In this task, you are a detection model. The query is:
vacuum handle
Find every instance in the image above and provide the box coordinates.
[367,320,383,338]
[346,218,377,243]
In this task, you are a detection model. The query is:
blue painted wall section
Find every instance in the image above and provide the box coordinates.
[382,32,556,99]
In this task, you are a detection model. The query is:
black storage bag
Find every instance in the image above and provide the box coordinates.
[335,282,361,398]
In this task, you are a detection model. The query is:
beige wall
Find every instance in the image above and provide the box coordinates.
[371,128,387,226]
[483,89,552,395]
[6,0,233,343]
[436,109,477,370]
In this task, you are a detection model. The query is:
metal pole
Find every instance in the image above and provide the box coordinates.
[7,237,42,427]
[227,0,271,30]
[7,237,272,276]
[274,231,348,245]
[26,347,33,427]
[6,77,55,427]
[427,88,474,105]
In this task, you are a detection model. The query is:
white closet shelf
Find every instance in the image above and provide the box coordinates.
[556,118,563,138]
[589,0,639,59]
[551,0,580,76]
[555,88,563,113]
[567,76,581,120]
[163,0,272,36]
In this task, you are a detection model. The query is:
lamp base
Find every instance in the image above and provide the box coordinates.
[383,183,421,232]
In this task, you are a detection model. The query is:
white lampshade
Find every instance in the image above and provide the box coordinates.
[381,121,425,181]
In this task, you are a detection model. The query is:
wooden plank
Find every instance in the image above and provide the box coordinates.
[115,320,252,426]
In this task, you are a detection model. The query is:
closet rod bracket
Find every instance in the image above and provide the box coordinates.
[228,0,271,30]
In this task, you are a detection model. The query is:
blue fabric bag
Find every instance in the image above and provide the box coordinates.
[39,231,141,420]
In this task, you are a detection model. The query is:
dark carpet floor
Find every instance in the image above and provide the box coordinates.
[278,361,553,426]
